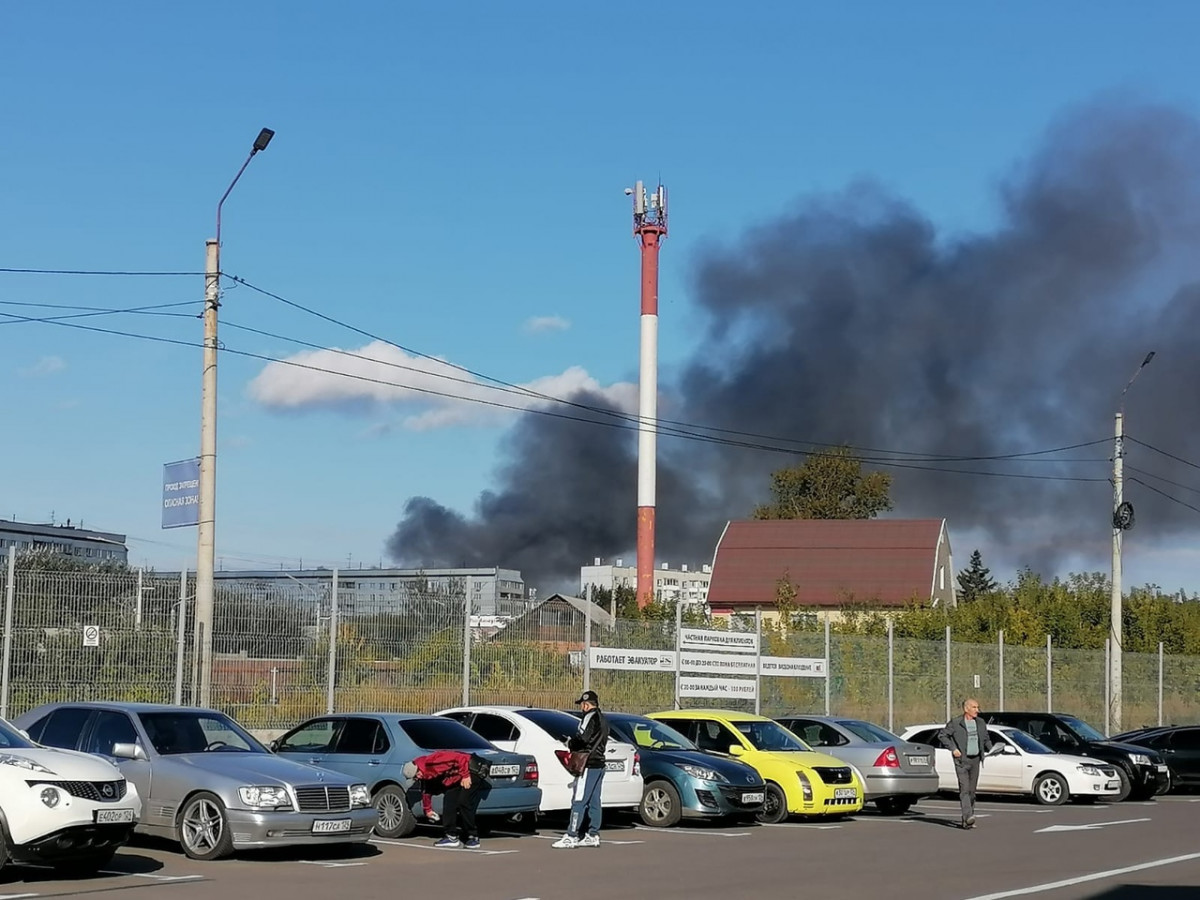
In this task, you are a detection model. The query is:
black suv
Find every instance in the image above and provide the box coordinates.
[982,711,1169,801]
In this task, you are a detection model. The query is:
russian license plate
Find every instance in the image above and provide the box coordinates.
[834,788,857,800]
[1106,781,1120,790]
[1157,764,1169,772]
[907,755,929,767]
[605,759,625,772]
[311,818,352,834]
[489,764,520,777]
[94,808,134,824]
[742,792,765,804]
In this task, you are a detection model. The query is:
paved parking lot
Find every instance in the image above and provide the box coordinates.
[4,796,1199,900]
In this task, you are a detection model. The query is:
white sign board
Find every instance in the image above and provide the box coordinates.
[589,647,676,672]
[679,650,758,676]
[82,624,100,648]
[678,676,759,699]
[759,655,826,678]
[678,627,759,654]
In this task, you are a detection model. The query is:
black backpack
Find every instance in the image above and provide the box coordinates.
[467,753,491,782]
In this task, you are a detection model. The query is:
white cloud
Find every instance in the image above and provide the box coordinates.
[19,355,66,377]
[247,340,637,431]
[523,315,570,334]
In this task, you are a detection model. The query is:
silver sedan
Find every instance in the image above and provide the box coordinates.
[775,714,939,815]
[15,702,378,860]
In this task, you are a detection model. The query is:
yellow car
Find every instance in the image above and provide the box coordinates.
[647,709,865,823]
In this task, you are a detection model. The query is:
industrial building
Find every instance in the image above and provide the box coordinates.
[0,519,128,563]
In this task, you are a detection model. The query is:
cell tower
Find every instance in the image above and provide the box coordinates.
[625,180,668,608]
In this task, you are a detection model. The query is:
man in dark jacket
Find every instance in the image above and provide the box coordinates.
[552,690,610,849]
[937,698,994,829]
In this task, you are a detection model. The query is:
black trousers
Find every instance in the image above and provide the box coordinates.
[442,782,482,839]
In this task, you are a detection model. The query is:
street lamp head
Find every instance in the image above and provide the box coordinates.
[1141,351,1156,368]
[252,128,275,154]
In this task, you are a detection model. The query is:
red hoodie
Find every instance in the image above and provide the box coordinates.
[413,750,471,788]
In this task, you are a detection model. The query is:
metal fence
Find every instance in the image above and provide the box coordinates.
[3,559,1198,735]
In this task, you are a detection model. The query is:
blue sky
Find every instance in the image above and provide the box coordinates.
[4,2,1200,590]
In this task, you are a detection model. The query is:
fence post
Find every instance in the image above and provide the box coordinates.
[754,608,762,716]
[461,580,471,706]
[998,630,1005,712]
[824,616,831,716]
[1158,641,1164,727]
[135,566,144,631]
[174,569,187,705]
[1046,634,1052,713]
[326,568,339,716]
[887,618,894,734]
[583,594,593,693]
[1104,638,1111,736]
[1,547,15,720]
[673,598,683,710]
[944,625,951,723]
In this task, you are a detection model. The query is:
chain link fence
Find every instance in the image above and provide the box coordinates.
[4,561,1200,737]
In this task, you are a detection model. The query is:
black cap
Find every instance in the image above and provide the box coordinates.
[574,690,599,705]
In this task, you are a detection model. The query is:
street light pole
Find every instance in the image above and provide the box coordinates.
[1110,350,1154,735]
[195,128,274,709]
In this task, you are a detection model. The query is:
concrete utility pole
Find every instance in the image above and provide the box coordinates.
[1109,350,1154,735]
[195,128,274,708]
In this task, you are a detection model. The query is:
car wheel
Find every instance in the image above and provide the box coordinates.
[1113,766,1133,802]
[1033,772,1069,806]
[639,781,683,828]
[178,792,234,861]
[875,797,913,816]
[373,784,416,839]
[754,783,789,825]
[55,850,116,877]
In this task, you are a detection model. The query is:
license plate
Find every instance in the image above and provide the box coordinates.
[1106,780,1119,790]
[742,792,765,804]
[94,808,134,824]
[1157,764,1168,772]
[907,755,929,767]
[311,818,352,834]
[605,760,625,772]
[489,764,520,777]
[834,788,857,799]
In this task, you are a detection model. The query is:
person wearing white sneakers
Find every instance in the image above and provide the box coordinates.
[552,690,610,849]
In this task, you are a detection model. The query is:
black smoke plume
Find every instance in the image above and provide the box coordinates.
[387,98,1200,594]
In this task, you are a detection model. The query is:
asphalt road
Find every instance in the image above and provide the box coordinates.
[4,796,1199,900]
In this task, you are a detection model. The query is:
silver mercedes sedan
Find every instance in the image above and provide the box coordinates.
[14,702,377,860]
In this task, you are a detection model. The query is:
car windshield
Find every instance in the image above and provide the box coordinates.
[519,709,583,743]
[840,720,900,743]
[139,712,264,755]
[0,719,35,749]
[1004,730,1053,754]
[735,720,810,752]
[401,718,493,751]
[611,717,695,751]
[1058,716,1106,743]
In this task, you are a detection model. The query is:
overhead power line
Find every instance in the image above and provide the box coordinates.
[0,268,203,277]
[1126,436,1200,473]
[1127,477,1200,517]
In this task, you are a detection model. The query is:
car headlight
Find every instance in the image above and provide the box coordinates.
[1077,765,1102,777]
[1129,754,1151,766]
[350,784,371,808]
[797,771,813,802]
[679,764,727,783]
[40,786,61,808]
[0,754,55,775]
[238,785,292,809]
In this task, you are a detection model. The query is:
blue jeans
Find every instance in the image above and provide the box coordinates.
[567,768,605,837]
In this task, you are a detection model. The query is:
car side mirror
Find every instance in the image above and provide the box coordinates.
[268,739,280,752]
[728,744,745,757]
[111,742,147,761]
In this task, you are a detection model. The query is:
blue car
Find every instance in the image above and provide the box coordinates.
[570,711,766,827]
[272,713,541,838]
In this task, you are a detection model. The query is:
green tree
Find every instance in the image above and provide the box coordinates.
[956,549,998,602]
[753,446,893,520]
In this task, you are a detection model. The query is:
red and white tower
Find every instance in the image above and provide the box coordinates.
[627,180,668,608]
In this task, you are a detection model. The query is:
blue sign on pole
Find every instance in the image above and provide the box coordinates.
[162,459,201,529]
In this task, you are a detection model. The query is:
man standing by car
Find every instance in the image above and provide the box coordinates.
[938,698,993,829]
[553,690,610,849]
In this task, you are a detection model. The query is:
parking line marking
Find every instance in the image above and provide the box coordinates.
[371,838,517,856]
[0,893,39,899]
[297,860,368,868]
[631,826,750,837]
[100,872,204,882]
[528,835,645,845]
[961,851,1200,900]
[762,823,841,830]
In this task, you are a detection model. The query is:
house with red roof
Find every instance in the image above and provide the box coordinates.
[705,518,956,617]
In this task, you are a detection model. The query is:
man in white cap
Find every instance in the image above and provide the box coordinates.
[552,689,609,849]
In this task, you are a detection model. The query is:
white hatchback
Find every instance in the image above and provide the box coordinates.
[900,723,1123,805]
[0,717,142,875]
[437,706,643,816]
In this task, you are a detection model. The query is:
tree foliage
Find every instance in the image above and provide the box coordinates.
[753,446,893,520]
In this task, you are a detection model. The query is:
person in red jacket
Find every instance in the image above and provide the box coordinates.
[403,751,483,849]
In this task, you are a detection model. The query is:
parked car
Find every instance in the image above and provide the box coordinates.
[0,715,141,875]
[774,714,939,815]
[576,710,765,827]
[646,709,865,824]
[14,702,376,860]
[1108,725,1200,792]
[272,712,541,839]
[981,711,1169,800]
[900,723,1123,805]
[435,706,641,819]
